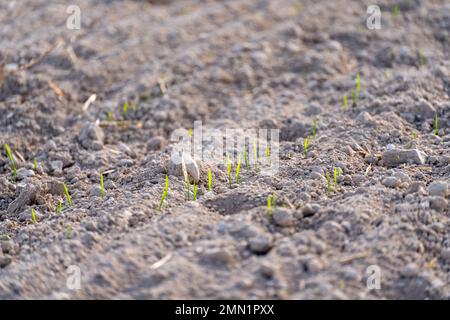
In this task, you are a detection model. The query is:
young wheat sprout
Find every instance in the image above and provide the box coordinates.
[333,167,341,191]
[63,183,72,207]
[326,172,331,195]
[434,113,439,136]
[107,111,114,122]
[303,136,310,155]
[312,119,318,139]
[193,182,198,201]
[31,208,37,224]
[207,168,212,192]
[56,200,62,214]
[123,101,129,117]
[343,94,348,112]
[4,144,17,182]
[159,175,169,209]
[235,153,242,184]
[267,195,273,220]
[244,149,250,172]
[100,173,105,197]
[419,50,425,66]
[33,158,37,171]
[356,72,361,97]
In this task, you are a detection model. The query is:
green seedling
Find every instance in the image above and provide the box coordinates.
[123,101,129,117]
[266,193,277,220]
[267,195,273,220]
[159,175,169,209]
[63,183,72,207]
[187,128,193,137]
[326,171,331,195]
[244,149,250,172]
[4,144,17,182]
[343,94,348,112]
[312,119,318,139]
[333,167,342,191]
[193,182,198,201]
[412,132,417,140]
[33,158,37,171]
[356,72,361,97]
[66,225,73,239]
[419,50,425,66]
[31,208,37,224]
[235,153,242,184]
[56,200,62,214]
[207,168,212,192]
[227,154,232,188]
[100,173,105,197]
[303,136,310,155]
[351,88,357,108]
[434,113,439,136]
[107,111,114,122]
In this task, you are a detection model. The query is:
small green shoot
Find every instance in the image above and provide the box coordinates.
[312,119,318,139]
[434,113,439,136]
[159,175,169,209]
[227,154,232,188]
[333,167,342,191]
[412,132,417,140]
[326,171,331,195]
[244,150,250,172]
[100,173,105,197]
[235,153,242,184]
[303,136,310,155]
[123,101,129,117]
[419,50,425,67]
[56,200,62,214]
[107,111,114,122]
[66,225,73,239]
[4,144,17,182]
[343,94,348,112]
[187,128,193,137]
[351,88,357,108]
[356,72,361,97]
[63,183,72,207]
[266,193,277,221]
[31,208,37,224]
[33,158,37,171]
[207,168,212,192]
[193,182,198,201]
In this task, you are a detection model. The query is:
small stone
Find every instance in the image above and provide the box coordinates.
[249,234,273,254]
[184,153,200,183]
[382,177,400,188]
[302,203,320,217]
[201,248,235,266]
[272,208,295,227]
[412,99,436,120]
[16,168,35,180]
[79,122,104,150]
[168,152,188,182]
[49,160,63,175]
[382,149,427,167]
[0,255,12,268]
[429,196,448,211]
[310,171,326,182]
[441,248,450,261]
[1,240,16,255]
[7,184,40,215]
[428,181,448,198]
[147,136,166,151]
